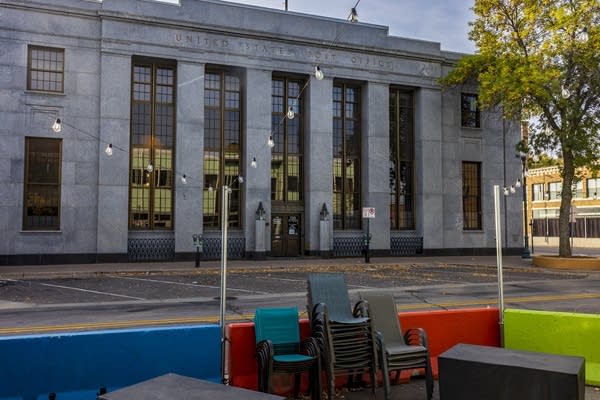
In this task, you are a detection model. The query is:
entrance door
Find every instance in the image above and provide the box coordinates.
[271,214,301,256]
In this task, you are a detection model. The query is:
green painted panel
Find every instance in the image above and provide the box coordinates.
[504,308,600,386]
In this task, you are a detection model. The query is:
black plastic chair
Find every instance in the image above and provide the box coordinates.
[254,306,321,400]
[359,291,433,400]
[307,273,378,399]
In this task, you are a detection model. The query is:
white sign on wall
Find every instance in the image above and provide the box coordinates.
[362,207,376,219]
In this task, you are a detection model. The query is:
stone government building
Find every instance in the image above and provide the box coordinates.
[0,0,524,264]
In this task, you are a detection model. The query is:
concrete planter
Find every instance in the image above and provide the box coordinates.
[533,255,600,270]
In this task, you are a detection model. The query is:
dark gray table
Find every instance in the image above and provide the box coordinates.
[439,343,585,400]
[98,373,284,400]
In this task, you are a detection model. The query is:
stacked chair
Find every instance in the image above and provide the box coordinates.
[359,291,433,400]
[254,306,321,400]
[307,273,378,399]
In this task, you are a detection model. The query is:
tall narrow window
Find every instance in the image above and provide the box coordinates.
[462,161,481,230]
[203,69,242,229]
[587,178,599,198]
[333,83,361,230]
[461,93,480,128]
[23,137,62,230]
[389,89,414,230]
[532,183,544,201]
[548,182,562,200]
[271,77,304,202]
[129,59,176,229]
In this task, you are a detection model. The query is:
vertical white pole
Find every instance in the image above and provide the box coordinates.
[494,185,505,346]
[220,185,229,383]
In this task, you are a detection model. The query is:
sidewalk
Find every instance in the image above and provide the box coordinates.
[0,254,536,279]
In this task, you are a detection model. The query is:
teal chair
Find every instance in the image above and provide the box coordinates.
[254,307,321,400]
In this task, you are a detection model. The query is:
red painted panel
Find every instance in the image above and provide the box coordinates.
[227,308,500,390]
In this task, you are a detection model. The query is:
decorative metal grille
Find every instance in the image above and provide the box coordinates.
[333,236,363,257]
[390,236,423,256]
[128,238,175,260]
[202,237,246,260]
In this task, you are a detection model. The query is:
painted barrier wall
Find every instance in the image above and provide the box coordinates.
[228,307,500,391]
[504,308,600,386]
[0,325,221,400]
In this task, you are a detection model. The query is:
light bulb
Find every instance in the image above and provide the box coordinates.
[105,143,113,156]
[238,176,244,183]
[350,7,358,22]
[267,135,275,148]
[181,174,187,184]
[503,187,509,196]
[52,118,62,133]
[581,27,589,42]
[515,179,521,188]
[146,163,153,173]
[286,106,295,120]
[523,170,529,177]
[208,186,214,192]
[561,86,570,99]
[315,66,324,80]
[251,157,257,168]
[510,185,516,194]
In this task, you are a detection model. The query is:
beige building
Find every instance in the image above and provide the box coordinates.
[526,166,600,249]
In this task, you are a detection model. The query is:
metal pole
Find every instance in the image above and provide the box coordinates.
[494,185,505,346]
[521,156,531,258]
[219,185,229,384]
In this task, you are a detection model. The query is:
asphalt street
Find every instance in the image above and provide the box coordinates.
[1,254,599,336]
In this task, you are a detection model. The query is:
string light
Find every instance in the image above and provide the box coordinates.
[515,178,521,188]
[146,164,154,173]
[286,105,295,120]
[105,143,113,156]
[267,135,275,148]
[52,118,62,133]
[251,157,257,168]
[315,65,324,80]
[350,7,358,22]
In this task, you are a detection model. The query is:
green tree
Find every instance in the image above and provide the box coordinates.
[441,0,600,257]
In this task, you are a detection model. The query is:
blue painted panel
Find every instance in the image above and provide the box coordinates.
[0,325,220,400]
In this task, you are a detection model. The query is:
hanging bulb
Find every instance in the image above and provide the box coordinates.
[350,7,358,22]
[581,27,589,42]
[286,105,295,120]
[267,135,275,148]
[503,187,510,196]
[208,186,214,192]
[515,179,521,188]
[561,85,570,99]
[146,163,153,173]
[523,170,529,177]
[510,185,516,194]
[251,157,257,168]
[315,66,324,80]
[105,143,113,156]
[52,118,62,133]
[238,176,244,183]
[181,174,187,184]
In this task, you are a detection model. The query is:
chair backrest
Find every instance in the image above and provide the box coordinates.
[254,307,300,354]
[359,291,406,346]
[307,273,353,320]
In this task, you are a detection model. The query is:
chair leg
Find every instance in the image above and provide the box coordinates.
[293,372,301,399]
[425,357,434,400]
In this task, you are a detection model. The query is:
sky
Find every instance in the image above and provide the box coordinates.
[158,0,477,53]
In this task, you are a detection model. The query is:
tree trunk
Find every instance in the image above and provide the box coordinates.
[558,151,574,257]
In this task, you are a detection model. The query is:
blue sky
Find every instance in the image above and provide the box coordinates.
[159,0,477,53]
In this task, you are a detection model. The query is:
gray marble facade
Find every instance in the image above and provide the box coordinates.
[0,0,523,264]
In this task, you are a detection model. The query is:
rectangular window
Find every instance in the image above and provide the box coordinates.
[461,93,480,128]
[27,45,64,93]
[23,137,61,230]
[271,76,304,202]
[129,59,176,230]
[587,178,599,198]
[462,161,481,230]
[389,89,415,230]
[333,83,361,230]
[532,183,545,201]
[548,182,562,200]
[203,69,242,229]
[572,181,584,198]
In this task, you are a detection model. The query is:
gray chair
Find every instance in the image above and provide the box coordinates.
[307,273,378,399]
[359,291,433,400]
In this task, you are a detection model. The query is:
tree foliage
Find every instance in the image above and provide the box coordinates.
[440,0,600,256]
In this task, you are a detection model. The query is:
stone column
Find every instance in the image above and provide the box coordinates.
[306,78,333,255]
[362,82,390,253]
[415,88,443,250]
[243,68,271,255]
[97,53,131,258]
[174,62,205,256]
